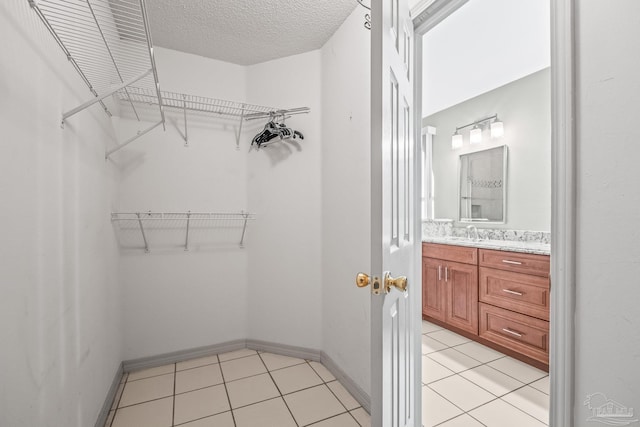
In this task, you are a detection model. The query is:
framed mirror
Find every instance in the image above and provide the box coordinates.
[458,145,508,223]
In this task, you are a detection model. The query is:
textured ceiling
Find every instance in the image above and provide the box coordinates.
[146,0,358,66]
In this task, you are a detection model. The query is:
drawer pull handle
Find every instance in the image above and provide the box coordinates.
[502,328,523,337]
[502,289,524,296]
[502,260,523,265]
[438,266,442,281]
[445,267,448,282]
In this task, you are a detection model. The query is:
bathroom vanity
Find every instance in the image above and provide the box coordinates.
[422,240,550,370]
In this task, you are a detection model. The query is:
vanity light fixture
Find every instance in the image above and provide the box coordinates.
[490,117,504,138]
[451,114,504,150]
[470,125,482,144]
[451,130,463,149]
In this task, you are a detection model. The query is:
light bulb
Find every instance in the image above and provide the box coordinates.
[451,133,463,150]
[470,126,482,144]
[491,120,504,138]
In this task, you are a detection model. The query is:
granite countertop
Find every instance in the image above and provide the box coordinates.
[422,236,551,255]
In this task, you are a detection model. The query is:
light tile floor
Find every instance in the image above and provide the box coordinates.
[421,320,550,427]
[104,349,370,427]
[104,323,549,427]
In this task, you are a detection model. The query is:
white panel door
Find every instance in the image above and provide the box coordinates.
[370,0,419,425]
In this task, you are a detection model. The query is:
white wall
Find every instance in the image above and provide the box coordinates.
[422,0,550,116]
[245,51,323,350]
[574,1,640,423]
[115,48,250,359]
[321,9,372,395]
[425,68,551,231]
[0,2,122,426]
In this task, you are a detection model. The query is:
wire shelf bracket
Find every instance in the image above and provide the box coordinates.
[111,211,256,252]
[29,0,166,139]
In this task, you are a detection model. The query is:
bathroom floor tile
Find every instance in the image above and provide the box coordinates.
[226,373,280,409]
[459,365,524,397]
[422,356,455,384]
[437,413,485,427]
[422,385,463,427]
[173,384,230,425]
[428,375,495,411]
[233,397,297,427]
[469,398,547,427]
[271,362,323,394]
[427,348,482,373]
[454,341,505,363]
[530,376,550,395]
[422,320,444,334]
[487,357,547,384]
[427,329,470,347]
[284,384,346,426]
[422,335,449,354]
[220,355,267,382]
[175,363,224,394]
[118,373,174,407]
[111,397,172,427]
[502,386,550,423]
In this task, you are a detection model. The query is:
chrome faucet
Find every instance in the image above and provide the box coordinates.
[466,225,479,241]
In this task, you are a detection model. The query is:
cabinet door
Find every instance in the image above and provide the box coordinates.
[423,258,445,321]
[445,260,479,334]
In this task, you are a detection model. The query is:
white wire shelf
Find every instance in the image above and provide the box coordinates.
[29,0,165,144]
[116,87,310,148]
[111,211,256,252]
[118,87,277,118]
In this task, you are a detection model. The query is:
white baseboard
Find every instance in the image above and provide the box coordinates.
[94,362,123,427]
[321,351,371,413]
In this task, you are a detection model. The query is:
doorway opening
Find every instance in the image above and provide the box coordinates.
[412,0,575,426]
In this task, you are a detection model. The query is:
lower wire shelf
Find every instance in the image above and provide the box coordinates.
[111,211,256,252]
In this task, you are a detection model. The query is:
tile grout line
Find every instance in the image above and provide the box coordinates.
[422,323,549,426]
[171,363,176,427]
[257,352,300,427]
[217,354,238,427]
[305,360,367,426]
[109,373,128,426]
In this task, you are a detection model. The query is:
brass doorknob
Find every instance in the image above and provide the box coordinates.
[356,273,370,288]
[384,272,408,293]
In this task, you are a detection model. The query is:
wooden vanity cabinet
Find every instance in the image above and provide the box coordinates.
[422,243,478,334]
[422,243,551,369]
[478,249,551,366]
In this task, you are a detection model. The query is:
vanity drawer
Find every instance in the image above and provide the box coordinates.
[479,303,549,364]
[423,243,478,265]
[479,267,550,320]
[479,249,549,277]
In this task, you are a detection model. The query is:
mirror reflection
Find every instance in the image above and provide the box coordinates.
[459,146,507,223]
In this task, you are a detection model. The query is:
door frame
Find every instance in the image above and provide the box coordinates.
[411,1,576,426]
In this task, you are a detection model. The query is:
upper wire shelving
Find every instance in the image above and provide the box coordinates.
[29,0,165,155]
